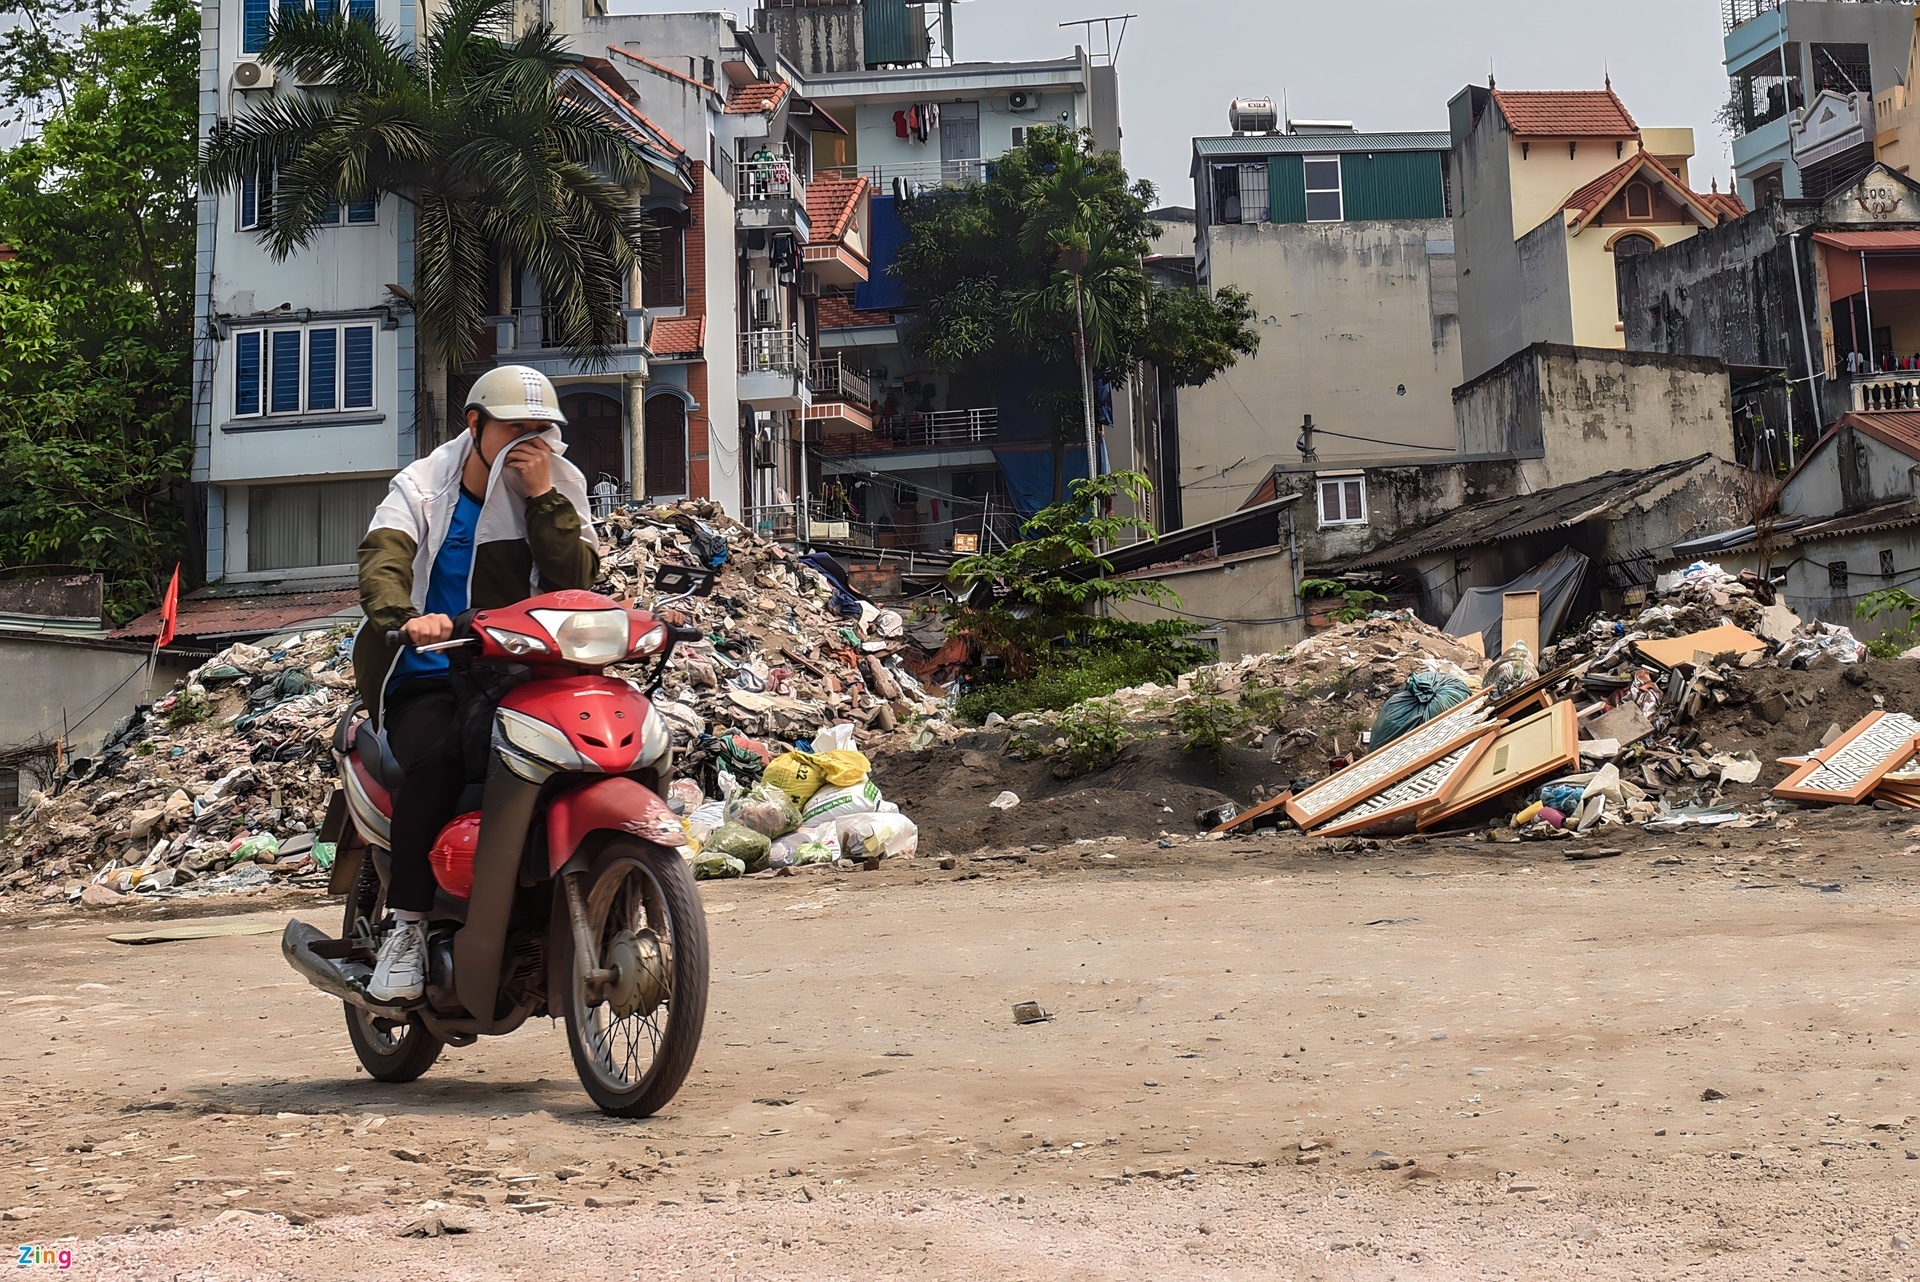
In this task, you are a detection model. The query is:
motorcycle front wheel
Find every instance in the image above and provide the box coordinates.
[563,839,710,1118]
[342,852,444,1083]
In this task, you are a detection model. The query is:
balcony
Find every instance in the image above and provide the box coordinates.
[739,328,811,410]
[816,158,990,194]
[1853,372,1920,412]
[803,357,874,436]
[736,148,811,239]
[817,407,999,457]
[486,306,649,378]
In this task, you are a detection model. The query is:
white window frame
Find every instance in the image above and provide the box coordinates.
[1304,155,1344,224]
[231,321,377,418]
[1237,163,1271,223]
[1317,474,1367,527]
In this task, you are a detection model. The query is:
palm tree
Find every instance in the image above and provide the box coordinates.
[199,0,650,438]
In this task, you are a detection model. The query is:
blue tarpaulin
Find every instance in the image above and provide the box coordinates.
[854,195,910,312]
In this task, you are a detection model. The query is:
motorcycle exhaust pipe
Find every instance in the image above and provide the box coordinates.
[281,919,413,1021]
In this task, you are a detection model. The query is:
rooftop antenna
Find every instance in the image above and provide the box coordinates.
[1060,13,1136,67]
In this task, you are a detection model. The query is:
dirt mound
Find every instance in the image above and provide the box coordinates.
[871,734,1278,853]
[1684,656,1920,798]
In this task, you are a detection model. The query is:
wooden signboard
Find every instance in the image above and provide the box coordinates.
[1417,701,1582,831]
[1774,711,1920,805]
[1285,699,1492,831]
[1315,730,1500,838]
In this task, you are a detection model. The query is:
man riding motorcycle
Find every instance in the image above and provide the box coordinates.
[353,365,600,1002]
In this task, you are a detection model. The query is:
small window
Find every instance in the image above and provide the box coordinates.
[1318,476,1366,526]
[307,328,337,411]
[1883,549,1898,578]
[1624,181,1653,219]
[238,165,273,231]
[1830,561,1849,592]
[1011,125,1029,148]
[242,0,271,52]
[235,331,264,416]
[233,322,375,417]
[0,768,17,811]
[1613,233,1657,258]
[1304,156,1342,223]
[269,329,303,414]
[343,325,375,409]
[641,209,688,309]
[1237,163,1270,223]
[346,195,377,224]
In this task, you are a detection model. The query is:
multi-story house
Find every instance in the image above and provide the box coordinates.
[1723,0,1914,207]
[1174,106,1463,526]
[1449,82,1745,384]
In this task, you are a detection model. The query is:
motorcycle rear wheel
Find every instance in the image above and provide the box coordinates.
[342,852,444,1083]
[563,839,710,1117]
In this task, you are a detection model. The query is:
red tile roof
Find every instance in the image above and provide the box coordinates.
[111,588,360,641]
[1559,150,1729,230]
[648,315,705,358]
[725,81,790,116]
[817,296,894,330]
[1492,88,1639,138]
[804,174,868,243]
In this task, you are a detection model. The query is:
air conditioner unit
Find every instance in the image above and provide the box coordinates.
[1007,90,1038,113]
[232,58,275,90]
[799,270,823,297]
[753,289,774,325]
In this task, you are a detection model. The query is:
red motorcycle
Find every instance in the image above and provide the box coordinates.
[286,568,714,1117]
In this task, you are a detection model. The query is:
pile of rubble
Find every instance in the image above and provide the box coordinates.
[0,503,962,912]
[0,629,355,909]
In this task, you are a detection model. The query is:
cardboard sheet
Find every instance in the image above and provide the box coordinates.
[1632,626,1767,670]
[1773,711,1920,805]
[1417,701,1582,830]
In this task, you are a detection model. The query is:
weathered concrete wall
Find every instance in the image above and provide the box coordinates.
[1783,427,1920,516]
[1452,91,1526,383]
[0,637,194,766]
[1657,527,1920,640]
[755,1,864,76]
[1257,459,1524,570]
[1177,219,1464,525]
[0,576,104,622]
[1615,209,1804,371]
[1514,215,1576,355]
[1111,548,1303,659]
[1454,344,1735,490]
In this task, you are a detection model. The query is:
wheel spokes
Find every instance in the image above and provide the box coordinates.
[577,859,677,1091]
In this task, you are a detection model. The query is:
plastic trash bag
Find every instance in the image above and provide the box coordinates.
[836,813,919,861]
[692,851,746,880]
[813,723,859,753]
[686,801,727,845]
[666,777,705,816]
[763,753,826,808]
[1369,672,1472,753]
[702,822,772,874]
[1487,641,1539,700]
[810,749,871,787]
[801,779,885,825]
[724,783,802,839]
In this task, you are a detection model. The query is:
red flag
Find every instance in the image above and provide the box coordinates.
[156,565,181,649]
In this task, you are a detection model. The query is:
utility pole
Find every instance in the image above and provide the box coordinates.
[1297,413,1318,464]
[1074,280,1099,485]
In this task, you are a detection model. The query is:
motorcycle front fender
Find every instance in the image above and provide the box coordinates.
[545,776,685,877]
[451,761,542,1030]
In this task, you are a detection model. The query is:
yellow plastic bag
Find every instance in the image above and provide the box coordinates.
[764,752,825,807]
[811,749,872,787]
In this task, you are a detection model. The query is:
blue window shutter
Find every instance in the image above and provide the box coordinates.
[307,328,337,411]
[348,0,373,23]
[235,332,263,415]
[347,195,377,224]
[315,0,338,18]
[243,0,271,52]
[240,176,257,230]
[270,330,303,413]
[321,199,340,225]
[343,326,374,408]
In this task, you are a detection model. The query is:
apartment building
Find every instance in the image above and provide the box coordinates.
[1722,0,1914,205]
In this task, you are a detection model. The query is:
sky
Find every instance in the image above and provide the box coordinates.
[615,0,1738,204]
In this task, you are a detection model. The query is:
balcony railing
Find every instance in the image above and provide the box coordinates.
[738,148,805,205]
[494,306,646,352]
[1853,371,1920,412]
[808,357,871,406]
[819,407,999,455]
[815,158,990,192]
[1726,0,1904,31]
[741,327,808,373]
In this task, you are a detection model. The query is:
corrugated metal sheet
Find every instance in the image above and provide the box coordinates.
[1194,132,1449,160]
[863,0,929,68]
[1267,155,1306,224]
[111,588,361,641]
[1342,151,1446,221]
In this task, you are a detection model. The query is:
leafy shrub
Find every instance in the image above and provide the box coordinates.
[1858,588,1920,658]
[1057,699,1134,776]
[956,629,1211,722]
[1171,694,1252,773]
[163,691,210,728]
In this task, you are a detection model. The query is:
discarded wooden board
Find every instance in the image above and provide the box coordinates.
[1633,626,1766,670]
[1583,700,1654,749]
[1502,591,1541,659]
[1314,730,1500,838]
[1417,701,1582,831]
[1210,790,1293,836]
[1773,711,1920,806]
[1286,700,1493,831]
[107,921,282,946]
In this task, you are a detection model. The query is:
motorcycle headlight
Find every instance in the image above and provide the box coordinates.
[530,609,630,666]
[497,707,588,771]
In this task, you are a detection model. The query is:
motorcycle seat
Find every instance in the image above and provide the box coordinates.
[353,718,406,792]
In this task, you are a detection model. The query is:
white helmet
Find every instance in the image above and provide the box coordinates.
[465,364,567,425]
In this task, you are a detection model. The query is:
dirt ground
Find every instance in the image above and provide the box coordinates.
[7,809,1920,1279]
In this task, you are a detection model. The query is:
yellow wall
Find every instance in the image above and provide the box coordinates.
[1505,134,1642,237]
[1876,15,1920,175]
[1566,219,1701,349]
[1640,128,1697,186]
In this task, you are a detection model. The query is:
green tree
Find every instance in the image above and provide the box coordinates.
[198,0,652,425]
[893,127,1258,483]
[0,0,198,620]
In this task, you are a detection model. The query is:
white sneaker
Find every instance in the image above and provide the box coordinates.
[368,920,428,1002]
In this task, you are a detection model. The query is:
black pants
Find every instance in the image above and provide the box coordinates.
[385,682,466,914]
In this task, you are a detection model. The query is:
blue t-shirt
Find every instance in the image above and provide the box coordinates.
[390,487,483,689]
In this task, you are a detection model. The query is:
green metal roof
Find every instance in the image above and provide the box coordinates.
[1193,132,1450,160]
